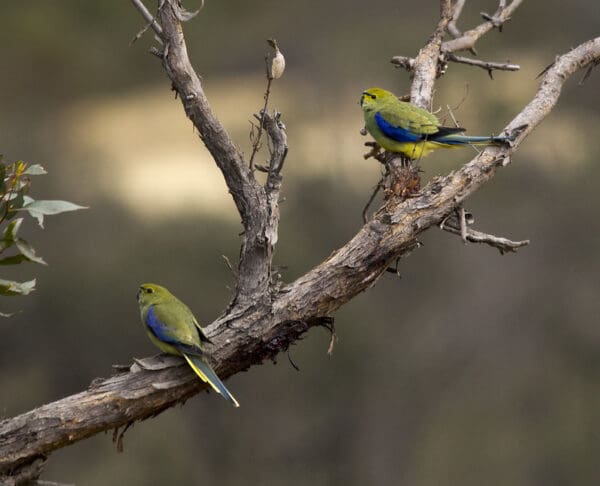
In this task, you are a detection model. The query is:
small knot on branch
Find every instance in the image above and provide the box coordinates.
[390,56,416,72]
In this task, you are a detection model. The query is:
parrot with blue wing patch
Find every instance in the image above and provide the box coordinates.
[360,87,509,159]
[137,283,239,407]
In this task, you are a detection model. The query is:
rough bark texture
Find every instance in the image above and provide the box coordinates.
[1,0,599,482]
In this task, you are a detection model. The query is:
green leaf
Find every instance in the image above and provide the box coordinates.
[2,192,23,202]
[0,218,24,251]
[22,164,47,176]
[8,189,26,216]
[18,200,88,228]
[0,254,28,265]
[15,238,47,265]
[0,278,36,296]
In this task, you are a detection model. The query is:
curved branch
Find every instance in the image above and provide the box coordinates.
[2,35,598,481]
[393,0,524,95]
[442,0,524,54]
[156,1,275,306]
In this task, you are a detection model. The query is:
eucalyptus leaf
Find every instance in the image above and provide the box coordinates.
[19,200,88,228]
[15,239,47,265]
[0,254,28,265]
[9,190,25,215]
[2,218,23,244]
[22,164,47,176]
[0,278,36,296]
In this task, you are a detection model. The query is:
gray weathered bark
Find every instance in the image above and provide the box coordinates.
[1,0,599,483]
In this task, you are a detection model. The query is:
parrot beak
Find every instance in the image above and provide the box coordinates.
[359,93,365,106]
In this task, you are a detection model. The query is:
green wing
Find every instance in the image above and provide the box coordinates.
[378,99,441,136]
[150,302,203,349]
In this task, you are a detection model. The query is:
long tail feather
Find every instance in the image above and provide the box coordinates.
[432,134,509,145]
[183,354,240,407]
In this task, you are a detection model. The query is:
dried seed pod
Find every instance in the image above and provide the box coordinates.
[267,38,285,80]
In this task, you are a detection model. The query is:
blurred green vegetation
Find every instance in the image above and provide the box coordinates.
[1,1,600,485]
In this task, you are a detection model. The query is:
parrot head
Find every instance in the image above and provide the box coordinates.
[137,283,171,307]
[360,87,396,110]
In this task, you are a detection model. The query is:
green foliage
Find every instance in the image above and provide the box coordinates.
[0,156,86,306]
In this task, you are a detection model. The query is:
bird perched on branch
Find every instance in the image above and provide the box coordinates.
[360,87,509,160]
[137,283,239,407]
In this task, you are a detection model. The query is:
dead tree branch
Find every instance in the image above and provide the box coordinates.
[447,0,467,41]
[442,0,524,54]
[155,1,277,309]
[1,0,598,482]
[445,53,520,78]
[410,0,454,109]
[440,210,530,254]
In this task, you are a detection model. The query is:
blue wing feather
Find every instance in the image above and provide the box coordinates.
[145,306,205,354]
[375,112,421,143]
[145,306,181,345]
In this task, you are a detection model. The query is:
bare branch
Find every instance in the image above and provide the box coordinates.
[442,0,524,54]
[129,0,163,44]
[446,53,520,78]
[262,111,288,248]
[250,39,285,170]
[2,2,599,482]
[249,76,273,170]
[440,211,530,254]
[35,481,75,486]
[393,52,519,80]
[410,0,454,108]
[446,0,467,40]
[154,3,253,218]
[362,173,386,223]
[149,1,279,306]
[390,55,416,72]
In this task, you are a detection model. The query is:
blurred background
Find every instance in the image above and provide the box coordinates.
[1,1,599,484]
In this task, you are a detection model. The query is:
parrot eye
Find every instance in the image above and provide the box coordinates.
[145,287,154,294]
[362,91,377,101]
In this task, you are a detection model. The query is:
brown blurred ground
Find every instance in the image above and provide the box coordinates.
[1,1,600,485]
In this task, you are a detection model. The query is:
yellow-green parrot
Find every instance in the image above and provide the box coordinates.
[360,87,508,159]
[137,283,239,407]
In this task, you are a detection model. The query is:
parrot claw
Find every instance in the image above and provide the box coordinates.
[363,142,383,160]
[504,124,528,146]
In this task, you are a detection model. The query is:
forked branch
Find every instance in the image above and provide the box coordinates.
[1,0,598,483]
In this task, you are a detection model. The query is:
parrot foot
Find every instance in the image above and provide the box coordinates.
[363,142,383,161]
[504,124,529,145]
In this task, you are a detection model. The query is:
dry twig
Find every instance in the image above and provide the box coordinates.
[1,0,598,483]
[446,53,520,78]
